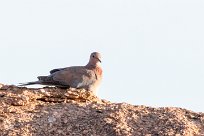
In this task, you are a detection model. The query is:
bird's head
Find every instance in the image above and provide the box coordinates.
[89,52,102,66]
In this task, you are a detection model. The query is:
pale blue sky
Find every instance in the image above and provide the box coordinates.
[0,0,204,112]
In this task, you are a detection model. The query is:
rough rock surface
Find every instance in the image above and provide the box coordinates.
[0,84,203,136]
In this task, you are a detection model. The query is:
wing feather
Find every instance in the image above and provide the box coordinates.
[50,68,66,74]
[52,67,96,88]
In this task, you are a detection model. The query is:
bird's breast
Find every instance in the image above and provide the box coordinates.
[95,67,103,76]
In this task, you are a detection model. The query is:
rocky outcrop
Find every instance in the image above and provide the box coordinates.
[0,84,203,136]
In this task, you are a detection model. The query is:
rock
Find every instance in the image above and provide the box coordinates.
[0,85,203,136]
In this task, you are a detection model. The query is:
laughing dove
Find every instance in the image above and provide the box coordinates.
[20,52,103,94]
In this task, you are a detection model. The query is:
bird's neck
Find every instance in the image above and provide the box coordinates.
[85,61,101,69]
[85,62,103,77]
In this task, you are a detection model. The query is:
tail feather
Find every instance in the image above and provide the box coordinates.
[19,81,40,86]
[37,76,53,82]
[19,76,70,88]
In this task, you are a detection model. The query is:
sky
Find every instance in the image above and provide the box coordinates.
[0,0,204,112]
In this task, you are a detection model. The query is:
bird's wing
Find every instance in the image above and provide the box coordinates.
[52,66,96,88]
[50,68,66,74]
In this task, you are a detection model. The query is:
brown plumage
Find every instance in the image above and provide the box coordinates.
[20,52,103,94]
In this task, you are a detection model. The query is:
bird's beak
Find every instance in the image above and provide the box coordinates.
[97,58,102,63]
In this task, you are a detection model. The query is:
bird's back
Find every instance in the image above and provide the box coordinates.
[51,66,98,90]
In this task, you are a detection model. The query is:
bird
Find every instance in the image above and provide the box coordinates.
[20,52,103,94]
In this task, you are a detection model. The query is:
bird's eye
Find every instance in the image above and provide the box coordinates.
[92,55,95,58]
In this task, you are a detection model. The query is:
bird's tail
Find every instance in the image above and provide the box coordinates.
[19,76,50,86]
[19,81,41,86]
[19,76,69,88]
[37,76,50,82]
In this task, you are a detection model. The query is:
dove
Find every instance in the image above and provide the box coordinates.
[20,52,103,94]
